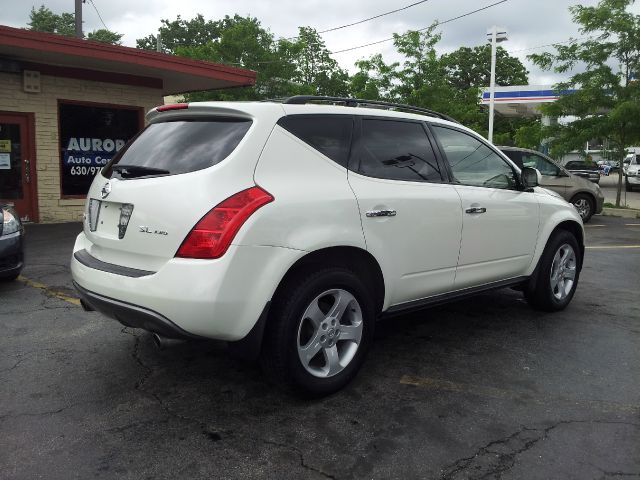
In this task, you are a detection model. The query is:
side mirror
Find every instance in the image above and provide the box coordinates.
[521,166,540,189]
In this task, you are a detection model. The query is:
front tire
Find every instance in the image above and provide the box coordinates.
[525,230,581,312]
[571,193,594,223]
[261,267,375,396]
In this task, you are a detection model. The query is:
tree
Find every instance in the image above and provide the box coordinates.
[390,27,455,112]
[279,27,350,96]
[514,120,544,149]
[348,26,530,142]
[442,45,529,91]
[87,29,123,45]
[175,15,296,101]
[136,14,222,53]
[348,26,458,111]
[530,0,640,207]
[349,54,399,101]
[441,43,531,143]
[28,6,75,36]
[28,5,123,45]
[162,19,349,100]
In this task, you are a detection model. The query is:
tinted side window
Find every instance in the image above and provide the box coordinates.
[357,119,442,182]
[523,153,560,176]
[432,126,517,189]
[278,115,353,167]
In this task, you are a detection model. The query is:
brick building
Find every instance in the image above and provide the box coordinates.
[0,25,255,223]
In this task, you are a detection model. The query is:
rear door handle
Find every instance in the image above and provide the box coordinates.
[366,209,397,217]
[465,207,487,214]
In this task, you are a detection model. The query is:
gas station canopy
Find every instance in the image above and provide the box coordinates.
[480,85,577,117]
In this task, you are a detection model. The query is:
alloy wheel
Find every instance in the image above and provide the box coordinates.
[573,198,591,220]
[550,243,577,301]
[296,289,363,378]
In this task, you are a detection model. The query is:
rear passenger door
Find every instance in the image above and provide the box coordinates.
[347,117,463,306]
[430,125,539,289]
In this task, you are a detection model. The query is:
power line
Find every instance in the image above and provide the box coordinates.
[87,0,109,31]
[330,0,509,55]
[507,36,593,54]
[287,0,433,40]
[227,0,509,66]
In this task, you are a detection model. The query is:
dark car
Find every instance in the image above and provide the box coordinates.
[563,160,601,184]
[597,160,619,175]
[0,204,25,281]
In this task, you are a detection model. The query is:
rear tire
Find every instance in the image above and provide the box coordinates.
[570,193,594,223]
[0,272,20,282]
[261,267,375,397]
[525,230,581,312]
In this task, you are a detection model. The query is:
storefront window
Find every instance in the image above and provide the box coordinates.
[59,102,141,197]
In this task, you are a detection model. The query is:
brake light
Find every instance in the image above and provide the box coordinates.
[176,186,274,259]
[156,103,189,112]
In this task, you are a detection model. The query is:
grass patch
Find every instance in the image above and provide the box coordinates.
[603,202,631,209]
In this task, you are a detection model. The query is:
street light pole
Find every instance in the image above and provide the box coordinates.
[486,26,508,143]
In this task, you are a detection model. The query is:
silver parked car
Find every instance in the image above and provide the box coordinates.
[500,147,604,222]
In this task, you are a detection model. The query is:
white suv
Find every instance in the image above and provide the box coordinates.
[625,154,640,191]
[71,96,585,395]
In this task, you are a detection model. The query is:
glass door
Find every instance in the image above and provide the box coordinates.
[0,114,34,221]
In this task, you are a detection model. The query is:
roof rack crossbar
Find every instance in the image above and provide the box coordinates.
[282,95,459,123]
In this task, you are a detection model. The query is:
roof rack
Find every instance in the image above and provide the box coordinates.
[282,95,459,123]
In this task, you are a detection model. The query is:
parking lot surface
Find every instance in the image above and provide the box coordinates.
[1,217,639,479]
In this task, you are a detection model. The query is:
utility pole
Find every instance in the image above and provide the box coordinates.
[74,0,83,38]
[486,26,508,143]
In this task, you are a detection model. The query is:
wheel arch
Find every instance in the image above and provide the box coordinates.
[228,245,386,361]
[553,220,585,264]
[569,190,596,210]
[520,217,585,307]
[272,246,386,315]
[534,219,585,276]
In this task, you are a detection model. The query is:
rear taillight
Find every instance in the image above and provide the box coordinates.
[176,186,274,259]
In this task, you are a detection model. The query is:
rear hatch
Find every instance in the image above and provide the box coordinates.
[82,103,283,271]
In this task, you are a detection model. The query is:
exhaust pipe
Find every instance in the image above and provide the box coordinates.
[152,333,185,350]
[80,299,95,311]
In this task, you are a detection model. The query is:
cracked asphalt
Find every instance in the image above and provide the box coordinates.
[1,217,639,479]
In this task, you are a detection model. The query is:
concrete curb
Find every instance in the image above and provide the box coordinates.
[599,207,640,219]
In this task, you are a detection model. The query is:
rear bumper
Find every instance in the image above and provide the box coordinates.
[74,281,200,339]
[0,231,24,278]
[595,193,604,214]
[71,232,303,340]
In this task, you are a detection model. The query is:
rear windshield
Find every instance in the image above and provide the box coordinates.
[103,119,251,179]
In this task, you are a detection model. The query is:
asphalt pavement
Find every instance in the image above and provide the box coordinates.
[1,217,639,479]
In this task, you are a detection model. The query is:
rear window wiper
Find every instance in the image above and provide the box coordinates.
[112,165,171,178]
